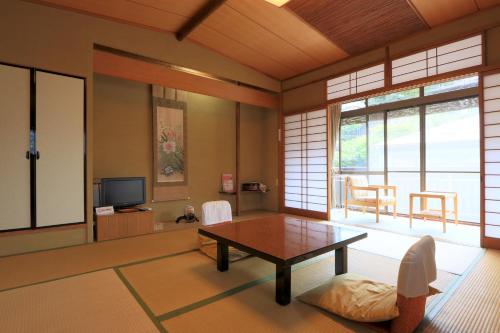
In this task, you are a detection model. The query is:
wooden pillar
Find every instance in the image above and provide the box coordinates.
[235,101,241,216]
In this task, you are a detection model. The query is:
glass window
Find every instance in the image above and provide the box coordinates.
[368,113,384,172]
[387,107,420,171]
[426,98,479,172]
[368,88,419,106]
[341,100,366,112]
[340,116,366,171]
[426,173,480,223]
[388,172,420,214]
[424,76,478,96]
[368,174,385,185]
[334,135,340,170]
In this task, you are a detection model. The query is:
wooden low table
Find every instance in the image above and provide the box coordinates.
[198,215,367,305]
[409,191,458,233]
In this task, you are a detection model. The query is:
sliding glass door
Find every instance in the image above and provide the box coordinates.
[387,107,420,213]
[425,98,480,222]
[335,76,480,223]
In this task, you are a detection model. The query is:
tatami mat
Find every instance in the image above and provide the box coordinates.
[0,214,488,333]
[0,228,199,291]
[120,251,274,315]
[0,269,159,333]
[423,250,500,333]
[161,249,455,333]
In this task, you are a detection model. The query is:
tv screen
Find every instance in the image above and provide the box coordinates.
[100,177,145,208]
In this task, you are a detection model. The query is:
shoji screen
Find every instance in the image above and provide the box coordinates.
[0,64,31,230]
[284,109,329,219]
[327,64,385,100]
[36,71,85,227]
[392,35,482,85]
[482,71,500,248]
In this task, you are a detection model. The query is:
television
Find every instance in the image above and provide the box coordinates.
[100,177,146,209]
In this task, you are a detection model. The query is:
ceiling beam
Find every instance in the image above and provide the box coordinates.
[176,0,227,41]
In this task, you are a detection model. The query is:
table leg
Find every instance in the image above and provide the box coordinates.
[335,246,348,275]
[441,198,447,233]
[454,194,458,225]
[423,197,427,222]
[409,196,413,229]
[276,263,291,305]
[217,241,229,272]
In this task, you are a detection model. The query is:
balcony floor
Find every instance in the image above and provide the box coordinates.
[331,208,480,247]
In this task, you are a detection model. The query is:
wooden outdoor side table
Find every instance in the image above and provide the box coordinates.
[409,191,458,233]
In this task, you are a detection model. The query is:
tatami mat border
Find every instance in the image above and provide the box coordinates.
[417,250,485,332]
[0,249,198,293]
[114,268,168,333]
[0,227,197,260]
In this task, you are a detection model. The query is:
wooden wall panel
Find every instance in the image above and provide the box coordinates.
[93,50,279,109]
[286,0,428,55]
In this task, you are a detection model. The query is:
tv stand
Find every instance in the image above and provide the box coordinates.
[117,207,140,213]
[95,210,153,241]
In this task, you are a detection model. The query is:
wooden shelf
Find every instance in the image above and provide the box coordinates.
[219,191,237,195]
[241,189,270,193]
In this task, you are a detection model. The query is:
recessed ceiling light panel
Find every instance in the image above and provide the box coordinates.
[264,0,291,7]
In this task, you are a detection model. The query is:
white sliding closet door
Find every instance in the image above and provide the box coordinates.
[0,64,31,230]
[36,71,84,227]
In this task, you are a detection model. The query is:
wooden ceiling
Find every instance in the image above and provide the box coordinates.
[286,0,428,55]
[29,0,500,80]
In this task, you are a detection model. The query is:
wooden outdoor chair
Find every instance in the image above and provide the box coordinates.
[344,175,397,223]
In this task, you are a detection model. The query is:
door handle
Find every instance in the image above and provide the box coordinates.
[36,151,40,160]
[26,151,30,160]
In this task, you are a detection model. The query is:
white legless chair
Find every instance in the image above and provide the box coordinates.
[391,235,437,332]
[298,236,437,333]
[202,200,233,226]
[199,200,232,247]
[199,200,248,261]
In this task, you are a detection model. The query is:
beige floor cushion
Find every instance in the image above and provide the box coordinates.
[297,272,399,322]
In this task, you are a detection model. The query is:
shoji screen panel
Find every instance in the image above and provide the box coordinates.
[327,64,385,100]
[392,35,482,85]
[284,109,329,218]
[483,71,500,246]
[0,64,31,230]
[36,71,85,227]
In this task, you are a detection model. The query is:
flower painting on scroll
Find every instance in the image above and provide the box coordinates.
[156,106,184,183]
